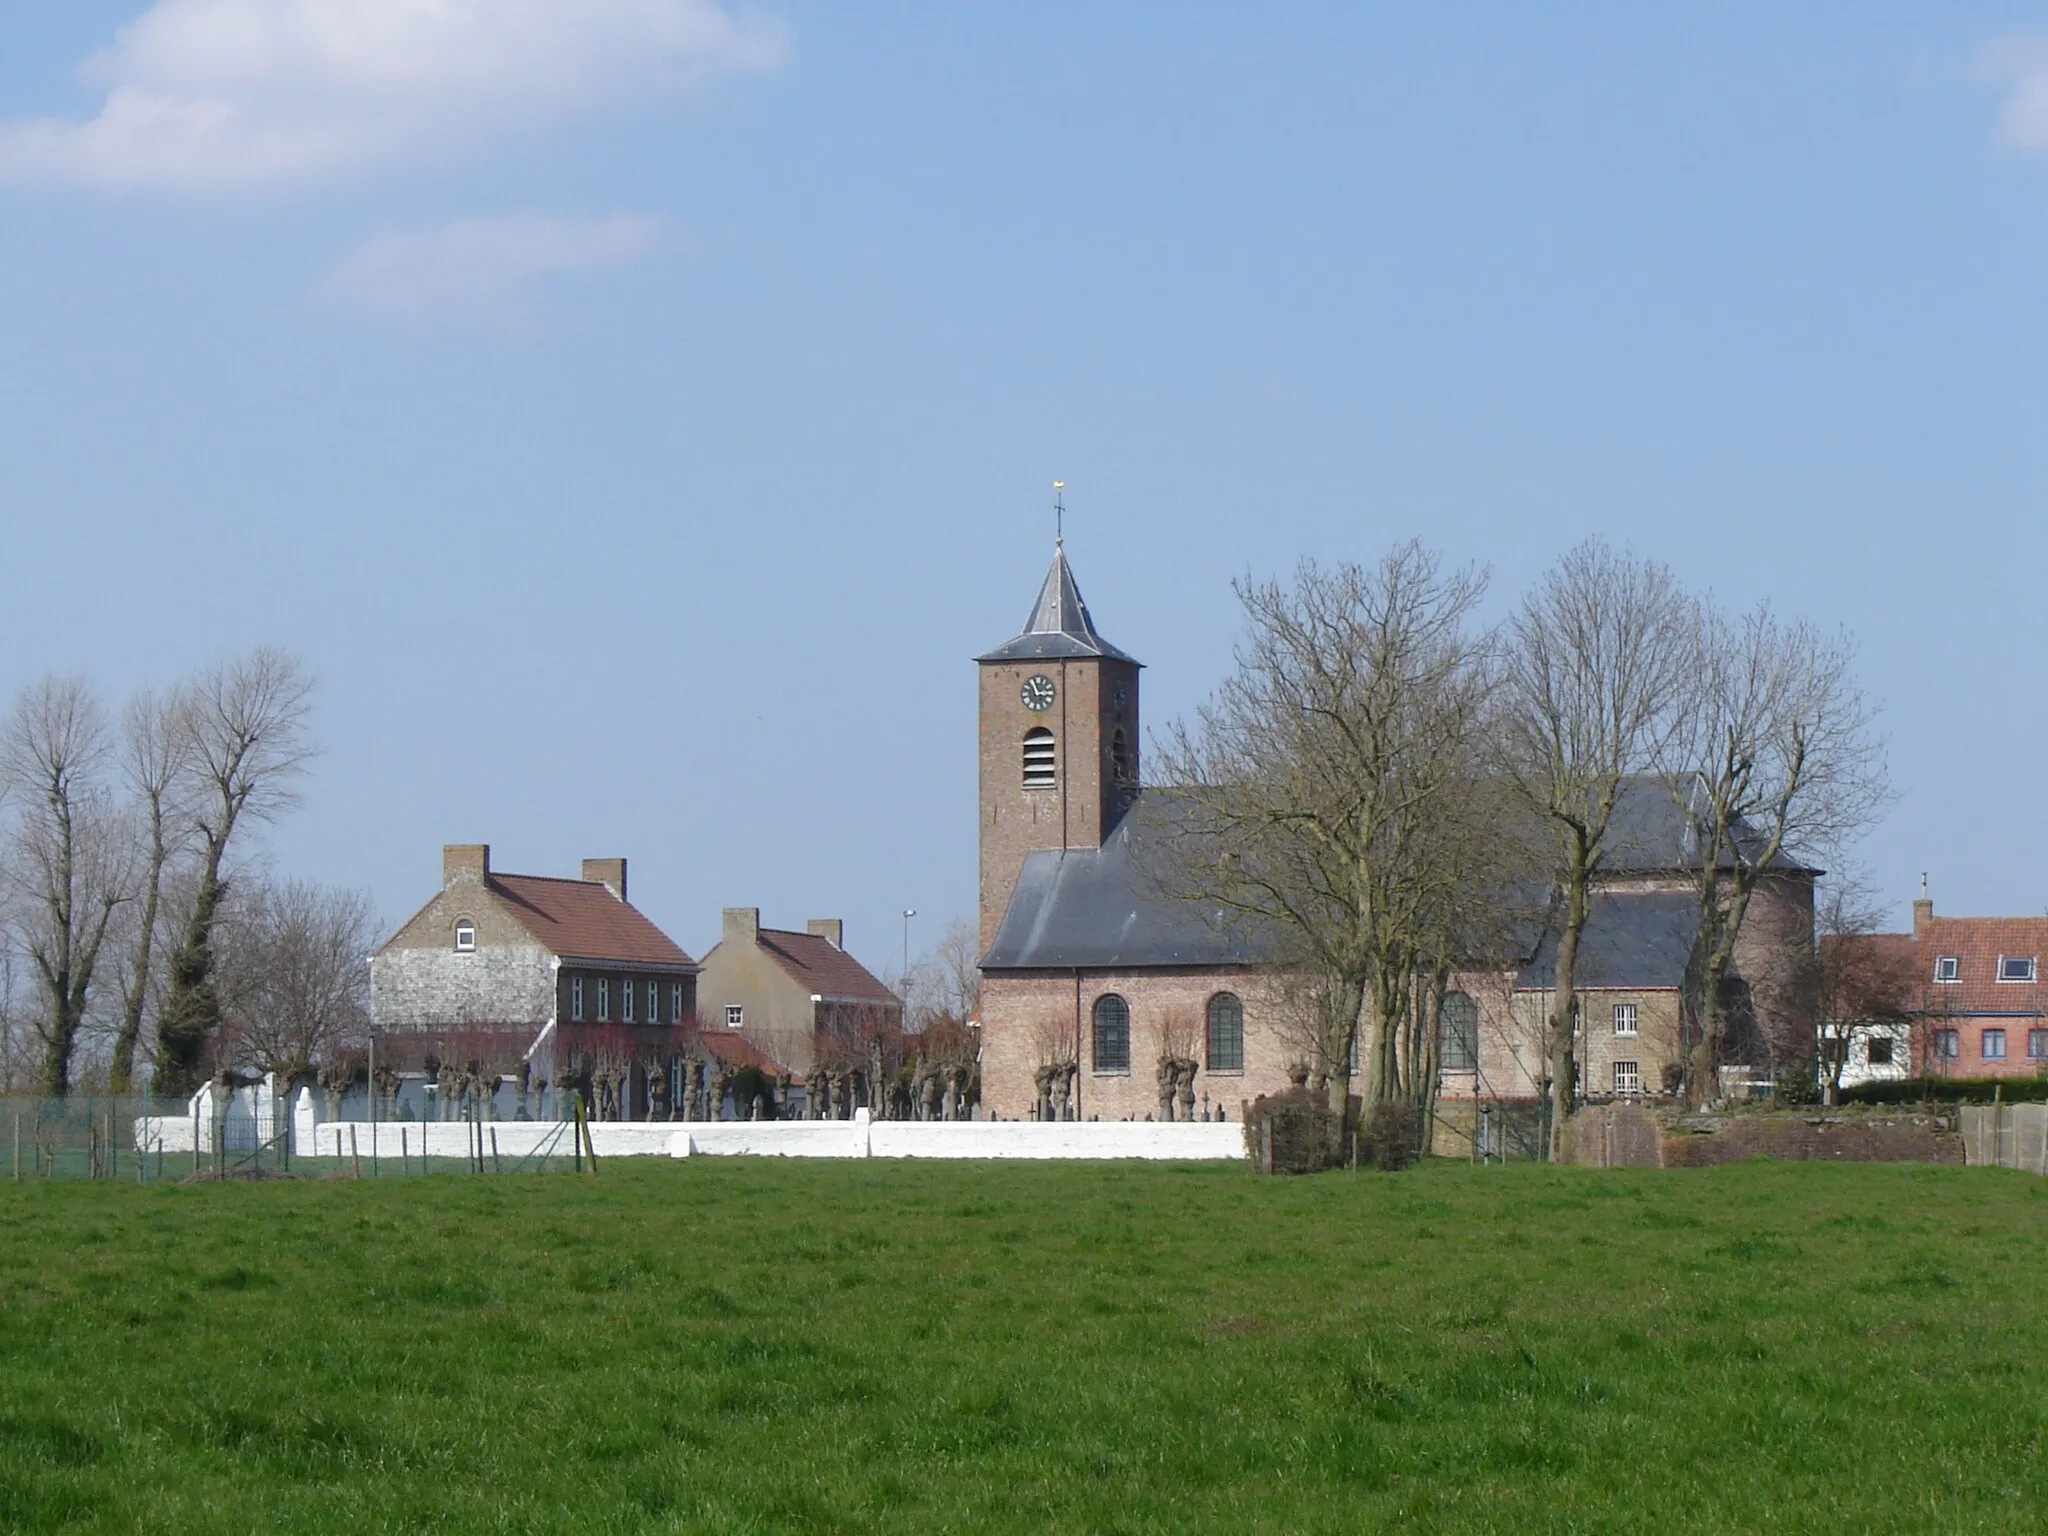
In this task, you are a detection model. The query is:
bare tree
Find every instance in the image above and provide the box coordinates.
[902,916,984,1031]
[1154,544,1498,1132]
[154,647,316,1096]
[1498,539,1695,1159]
[213,878,375,1081]
[1809,873,1918,1106]
[1665,603,1886,1104]
[108,684,196,1092]
[2,676,130,1096]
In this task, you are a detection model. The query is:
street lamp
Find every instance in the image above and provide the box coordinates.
[901,909,917,991]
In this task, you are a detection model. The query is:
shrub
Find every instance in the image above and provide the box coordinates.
[1840,1076,2048,1108]
[1243,1088,1343,1174]
[1361,1101,1423,1172]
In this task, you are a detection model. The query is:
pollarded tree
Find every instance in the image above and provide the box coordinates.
[1498,540,1695,1160]
[1664,603,1886,1105]
[154,646,316,1096]
[1153,543,1499,1133]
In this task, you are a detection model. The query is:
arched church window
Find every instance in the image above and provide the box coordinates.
[1206,993,1244,1073]
[1110,727,1133,786]
[1092,994,1130,1073]
[1439,991,1479,1072]
[1023,727,1057,789]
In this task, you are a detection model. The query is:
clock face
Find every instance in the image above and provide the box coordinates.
[1021,674,1056,712]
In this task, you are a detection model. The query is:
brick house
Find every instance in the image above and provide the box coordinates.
[694,908,901,1084]
[974,541,1817,1130]
[371,844,700,1116]
[1887,897,2048,1081]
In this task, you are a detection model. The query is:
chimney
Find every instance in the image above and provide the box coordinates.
[723,907,760,945]
[1913,873,1932,941]
[444,844,489,887]
[806,918,844,949]
[582,857,627,901]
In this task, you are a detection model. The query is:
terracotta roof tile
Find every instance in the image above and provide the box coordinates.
[701,1031,793,1075]
[1911,917,2048,1015]
[488,874,697,969]
[756,929,899,1006]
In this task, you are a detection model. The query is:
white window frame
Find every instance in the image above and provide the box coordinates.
[726,1003,744,1030]
[1612,1060,1641,1096]
[1997,955,2037,984]
[1933,956,1960,983]
[570,976,584,1022]
[453,919,476,953]
[622,980,635,1023]
[671,982,685,1023]
[597,977,610,1022]
[1612,1002,1639,1037]
[648,981,660,1024]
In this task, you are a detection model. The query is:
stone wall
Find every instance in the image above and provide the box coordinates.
[372,942,556,1033]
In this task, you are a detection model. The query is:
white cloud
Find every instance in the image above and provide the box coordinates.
[1977,32,2048,155]
[313,212,662,333]
[0,0,786,191]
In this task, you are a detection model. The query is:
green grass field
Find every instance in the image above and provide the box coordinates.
[3,1158,2045,1533]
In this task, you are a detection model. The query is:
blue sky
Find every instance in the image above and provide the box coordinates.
[3,3,2047,974]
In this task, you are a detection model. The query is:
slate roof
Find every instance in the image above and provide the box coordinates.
[1517,891,1699,991]
[1600,775,1820,876]
[975,544,1140,665]
[982,791,1275,970]
[757,928,901,1006]
[488,874,698,970]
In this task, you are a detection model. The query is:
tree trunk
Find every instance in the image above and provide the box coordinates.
[1544,853,1590,1161]
[154,852,226,1097]
[110,824,169,1094]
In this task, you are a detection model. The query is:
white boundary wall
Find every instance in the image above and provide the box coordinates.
[134,1109,1246,1161]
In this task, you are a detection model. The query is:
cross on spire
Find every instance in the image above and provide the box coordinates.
[1053,479,1066,550]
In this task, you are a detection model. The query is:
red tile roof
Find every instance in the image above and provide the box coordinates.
[701,1031,793,1076]
[756,928,899,1006]
[489,874,697,969]
[1911,917,2048,1016]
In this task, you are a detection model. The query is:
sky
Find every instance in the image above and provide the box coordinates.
[2,2,2047,976]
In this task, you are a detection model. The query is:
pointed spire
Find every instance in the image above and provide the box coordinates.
[977,540,1140,666]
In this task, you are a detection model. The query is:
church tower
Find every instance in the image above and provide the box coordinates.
[975,540,1143,952]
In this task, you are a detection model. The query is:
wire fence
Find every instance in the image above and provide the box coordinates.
[2,1093,601,1182]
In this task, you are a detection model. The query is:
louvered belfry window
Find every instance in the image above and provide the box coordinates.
[1023,728,1057,789]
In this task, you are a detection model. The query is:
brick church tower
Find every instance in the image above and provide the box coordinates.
[976,541,1143,951]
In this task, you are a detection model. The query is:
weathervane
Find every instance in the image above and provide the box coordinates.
[1053,479,1066,549]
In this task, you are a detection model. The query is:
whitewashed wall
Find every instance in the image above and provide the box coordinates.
[135,1110,1248,1162]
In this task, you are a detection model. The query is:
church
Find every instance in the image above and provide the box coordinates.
[972,539,1817,1138]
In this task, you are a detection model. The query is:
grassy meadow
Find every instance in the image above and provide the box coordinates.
[2,1156,2045,1533]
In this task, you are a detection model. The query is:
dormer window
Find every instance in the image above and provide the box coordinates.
[1022,728,1056,789]
[453,919,476,953]
[1999,955,2037,983]
[1933,956,1959,983]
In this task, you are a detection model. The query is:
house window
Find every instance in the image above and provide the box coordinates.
[1934,1028,1959,1059]
[570,977,584,1022]
[1865,1036,1893,1067]
[671,982,685,1024]
[648,982,661,1024]
[1999,956,2037,983]
[1439,992,1479,1072]
[597,978,610,1021]
[1933,956,1959,983]
[453,919,476,953]
[1612,1002,1639,1037]
[726,1004,744,1030]
[1612,1060,1641,1096]
[1983,1028,2007,1061]
[1206,993,1244,1073]
[2032,1030,2048,1061]
[1022,728,1057,790]
[622,980,635,1023]
[1092,994,1130,1073]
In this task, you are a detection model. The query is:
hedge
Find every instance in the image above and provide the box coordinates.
[1837,1076,2048,1107]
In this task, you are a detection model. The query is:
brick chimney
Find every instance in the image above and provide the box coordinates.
[806,918,844,949]
[1912,876,1933,941]
[723,907,760,945]
[582,857,627,901]
[444,844,489,887]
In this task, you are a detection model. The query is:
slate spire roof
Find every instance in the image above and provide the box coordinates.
[976,542,1141,665]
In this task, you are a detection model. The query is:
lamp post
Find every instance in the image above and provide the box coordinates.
[901,909,917,996]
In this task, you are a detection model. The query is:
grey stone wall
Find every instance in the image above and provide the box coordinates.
[372,943,556,1032]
